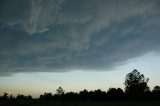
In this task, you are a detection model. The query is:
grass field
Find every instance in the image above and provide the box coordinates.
[1,101,160,106]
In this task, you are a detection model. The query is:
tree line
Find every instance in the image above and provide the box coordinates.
[0,69,160,101]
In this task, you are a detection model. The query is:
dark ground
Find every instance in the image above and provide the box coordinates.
[1,101,160,106]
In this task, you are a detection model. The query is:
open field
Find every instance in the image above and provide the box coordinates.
[1,101,160,106]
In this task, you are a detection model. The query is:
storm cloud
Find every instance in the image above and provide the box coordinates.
[0,0,160,75]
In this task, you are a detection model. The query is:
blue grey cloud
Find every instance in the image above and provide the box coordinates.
[0,0,160,75]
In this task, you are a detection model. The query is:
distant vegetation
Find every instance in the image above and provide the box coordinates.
[1,69,160,101]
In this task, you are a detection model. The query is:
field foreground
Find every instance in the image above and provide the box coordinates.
[1,101,160,106]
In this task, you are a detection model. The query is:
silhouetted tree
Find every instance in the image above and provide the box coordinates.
[56,86,65,95]
[43,92,53,100]
[3,93,8,99]
[92,89,106,101]
[27,95,32,100]
[124,69,149,98]
[153,86,160,92]
[39,94,44,100]
[16,94,27,100]
[107,88,124,100]
[9,95,13,100]
[79,89,90,101]
[63,92,78,101]
[152,86,160,99]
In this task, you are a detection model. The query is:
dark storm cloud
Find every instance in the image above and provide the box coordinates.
[0,0,160,75]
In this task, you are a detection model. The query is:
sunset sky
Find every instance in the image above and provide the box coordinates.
[0,0,160,98]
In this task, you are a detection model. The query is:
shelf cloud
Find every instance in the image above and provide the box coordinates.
[0,0,160,75]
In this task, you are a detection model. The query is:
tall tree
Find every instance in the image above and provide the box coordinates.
[124,69,149,95]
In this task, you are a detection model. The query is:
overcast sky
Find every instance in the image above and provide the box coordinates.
[0,0,160,97]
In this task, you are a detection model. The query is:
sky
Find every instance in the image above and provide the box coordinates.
[0,0,160,97]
